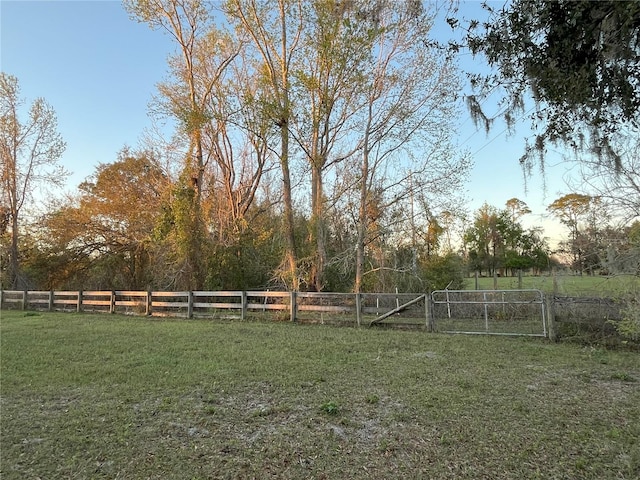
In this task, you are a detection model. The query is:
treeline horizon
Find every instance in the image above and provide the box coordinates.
[5,147,636,294]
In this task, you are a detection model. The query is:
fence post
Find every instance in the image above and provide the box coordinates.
[48,290,54,311]
[355,293,362,327]
[110,291,115,314]
[0,289,3,309]
[546,295,557,341]
[445,288,451,318]
[146,290,151,316]
[187,291,194,319]
[290,291,297,322]
[77,290,83,313]
[22,290,27,310]
[483,291,489,331]
[241,291,247,321]
[425,294,432,331]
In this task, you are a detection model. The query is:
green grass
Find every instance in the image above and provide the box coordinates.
[464,274,640,297]
[2,310,639,479]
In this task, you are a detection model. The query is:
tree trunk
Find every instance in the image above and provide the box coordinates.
[311,163,326,291]
[9,212,20,289]
[355,146,369,294]
[280,124,299,291]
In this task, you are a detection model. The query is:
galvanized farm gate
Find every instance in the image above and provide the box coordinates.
[430,289,547,337]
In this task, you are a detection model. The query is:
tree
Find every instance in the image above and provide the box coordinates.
[463,203,504,276]
[350,0,469,293]
[547,193,610,274]
[460,0,640,167]
[602,221,640,275]
[0,73,66,288]
[125,0,210,288]
[225,0,304,290]
[569,130,640,224]
[125,0,245,289]
[505,197,531,223]
[290,0,373,291]
[203,50,274,239]
[464,202,550,276]
[39,151,166,289]
[125,0,212,202]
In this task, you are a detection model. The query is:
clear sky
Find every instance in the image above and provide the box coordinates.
[1,0,572,245]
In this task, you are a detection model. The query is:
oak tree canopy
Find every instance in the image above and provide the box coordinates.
[458,0,640,166]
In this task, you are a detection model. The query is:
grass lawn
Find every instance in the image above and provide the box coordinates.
[464,274,640,297]
[1,310,639,479]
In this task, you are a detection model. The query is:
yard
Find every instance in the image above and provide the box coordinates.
[1,310,639,479]
[464,273,640,297]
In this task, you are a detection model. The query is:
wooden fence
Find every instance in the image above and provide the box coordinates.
[0,289,432,328]
[5,289,628,343]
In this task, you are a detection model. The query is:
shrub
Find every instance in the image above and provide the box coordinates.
[614,295,640,342]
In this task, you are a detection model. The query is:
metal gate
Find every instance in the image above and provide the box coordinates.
[431,289,547,337]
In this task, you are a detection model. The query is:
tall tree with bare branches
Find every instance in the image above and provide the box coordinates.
[125,0,241,288]
[0,73,66,288]
[225,0,304,290]
[350,1,469,292]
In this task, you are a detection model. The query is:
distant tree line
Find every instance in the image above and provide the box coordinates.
[463,197,640,279]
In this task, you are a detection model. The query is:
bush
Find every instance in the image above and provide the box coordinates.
[615,296,640,342]
[421,253,465,291]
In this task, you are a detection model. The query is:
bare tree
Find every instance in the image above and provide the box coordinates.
[200,34,276,240]
[225,0,304,290]
[288,0,377,291]
[351,1,469,292]
[547,193,604,275]
[569,129,640,225]
[125,0,241,288]
[125,0,212,200]
[0,73,66,288]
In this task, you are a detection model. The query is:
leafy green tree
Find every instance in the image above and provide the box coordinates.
[153,170,209,289]
[202,203,284,290]
[464,202,550,276]
[463,203,504,276]
[420,252,465,291]
[0,73,66,288]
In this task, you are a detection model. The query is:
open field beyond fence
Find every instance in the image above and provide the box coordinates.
[464,274,640,297]
[1,311,639,479]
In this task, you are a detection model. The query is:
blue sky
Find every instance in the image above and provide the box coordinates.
[1,0,572,244]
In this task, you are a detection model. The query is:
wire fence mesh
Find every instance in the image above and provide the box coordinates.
[431,289,547,336]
